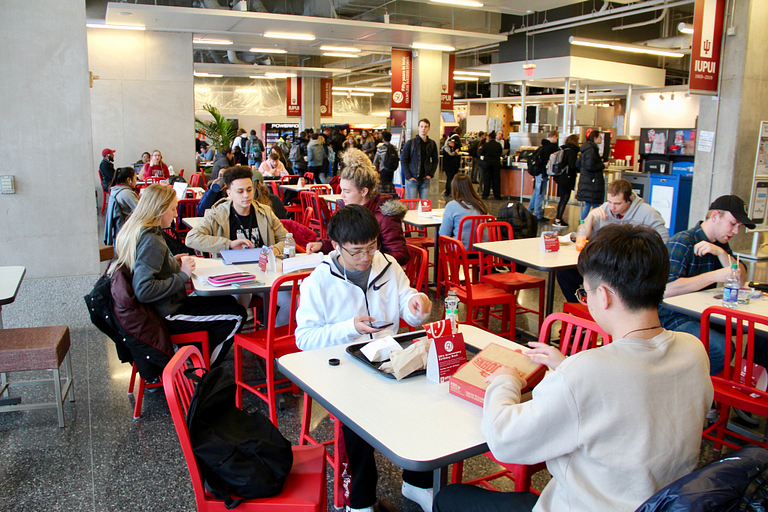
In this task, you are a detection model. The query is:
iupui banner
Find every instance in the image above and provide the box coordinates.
[441,53,455,111]
[320,78,333,117]
[286,77,302,117]
[391,49,412,110]
[689,0,726,95]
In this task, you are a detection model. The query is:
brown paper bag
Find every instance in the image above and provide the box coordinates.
[379,338,430,380]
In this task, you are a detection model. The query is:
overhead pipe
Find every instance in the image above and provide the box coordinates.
[613,8,667,31]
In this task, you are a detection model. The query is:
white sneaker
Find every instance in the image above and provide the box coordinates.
[402,482,433,512]
[346,507,373,512]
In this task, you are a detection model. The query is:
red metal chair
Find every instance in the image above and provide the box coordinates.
[438,236,517,339]
[399,244,429,331]
[99,171,109,215]
[178,168,184,177]
[176,198,200,239]
[400,199,435,246]
[477,221,545,336]
[233,272,310,428]
[189,173,201,188]
[303,172,315,184]
[299,191,331,239]
[394,185,405,198]
[452,313,611,492]
[281,175,304,220]
[456,214,495,280]
[128,331,210,419]
[302,207,314,229]
[701,306,768,451]
[163,345,327,512]
[145,176,166,184]
[298,397,345,509]
[308,184,332,195]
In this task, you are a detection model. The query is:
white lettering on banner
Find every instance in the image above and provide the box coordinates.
[700,0,717,59]
[695,60,717,74]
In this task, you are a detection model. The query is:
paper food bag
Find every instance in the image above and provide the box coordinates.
[360,336,402,363]
[379,338,430,380]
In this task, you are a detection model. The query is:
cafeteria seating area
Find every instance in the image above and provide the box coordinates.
[0,178,727,512]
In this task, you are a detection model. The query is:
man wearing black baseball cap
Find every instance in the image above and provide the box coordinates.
[660,194,763,376]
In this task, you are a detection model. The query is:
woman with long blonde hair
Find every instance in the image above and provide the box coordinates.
[112,184,246,366]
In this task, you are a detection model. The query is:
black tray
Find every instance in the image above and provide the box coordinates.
[346,331,479,379]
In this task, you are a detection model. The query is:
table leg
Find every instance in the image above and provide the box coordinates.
[432,466,448,495]
[432,228,440,286]
[545,270,557,317]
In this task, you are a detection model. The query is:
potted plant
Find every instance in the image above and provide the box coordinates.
[195,104,236,153]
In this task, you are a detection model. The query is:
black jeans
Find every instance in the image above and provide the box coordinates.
[482,164,502,199]
[556,267,582,303]
[555,187,572,221]
[433,484,538,512]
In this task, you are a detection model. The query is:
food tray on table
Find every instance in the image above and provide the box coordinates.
[346,330,479,379]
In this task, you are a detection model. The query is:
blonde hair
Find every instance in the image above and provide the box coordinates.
[255,183,271,207]
[110,185,176,275]
[340,149,379,197]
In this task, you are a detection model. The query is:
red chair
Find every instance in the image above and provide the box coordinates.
[394,185,405,198]
[99,171,109,215]
[456,214,495,281]
[438,236,517,339]
[400,199,435,246]
[163,345,327,512]
[308,184,332,195]
[302,207,314,229]
[477,221,545,336]
[178,168,184,177]
[233,272,310,428]
[298,397,345,509]
[452,313,611,492]
[399,244,429,331]
[176,198,200,239]
[189,173,201,188]
[281,175,303,220]
[128,331,210,419]
[701,306,768,451]
[303,172,315,184]
[145,176,166,184]
[299,191,331,239]
[269,180,280,197]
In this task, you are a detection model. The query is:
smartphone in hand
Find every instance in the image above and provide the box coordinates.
[367,320,393,329]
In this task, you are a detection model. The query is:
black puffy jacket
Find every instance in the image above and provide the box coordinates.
[575,141,606,203]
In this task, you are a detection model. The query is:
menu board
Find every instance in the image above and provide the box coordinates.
[639,128,697,156]
[639,128,669,155]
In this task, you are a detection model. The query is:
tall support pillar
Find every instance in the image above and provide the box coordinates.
[301,77,321,133]
[521,80,527,130]
[405,49,442,140]
[624,84,633,138]
[563,77,571,135]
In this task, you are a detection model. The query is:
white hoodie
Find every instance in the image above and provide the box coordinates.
[295,251,429,351]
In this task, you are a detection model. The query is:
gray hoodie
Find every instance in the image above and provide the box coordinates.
[592,192,669,243]
[132,227,189,317]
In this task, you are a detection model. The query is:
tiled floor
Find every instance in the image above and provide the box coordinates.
[0,174,724,511]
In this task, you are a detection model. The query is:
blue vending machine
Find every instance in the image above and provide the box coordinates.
[647,164,693,235]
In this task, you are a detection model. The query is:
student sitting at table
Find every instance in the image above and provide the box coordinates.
[111,184,247,366]
[433,224,713,512]
[104,166,139,245]
[439,173,488,249]
[305,148,410,265]
[185,165,291,325]
[258,150,288,178]
[138,149,170,180]
[296,204,433,512]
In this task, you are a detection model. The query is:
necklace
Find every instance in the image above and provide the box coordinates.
[622,325,662,339]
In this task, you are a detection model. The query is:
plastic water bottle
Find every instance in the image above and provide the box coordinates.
[283,233,296,259]
[445,290,460,332]
[575,220,587,252]
[722,263,740,308]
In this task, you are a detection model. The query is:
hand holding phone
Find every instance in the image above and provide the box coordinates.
[367,320,393,329]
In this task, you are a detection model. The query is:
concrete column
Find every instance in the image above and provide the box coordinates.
[624,84,633,137]
[563,77,571,134]
[405,49,443,140]
[301,77,321,132]
[691,0,768,226]
[521,80,527,127]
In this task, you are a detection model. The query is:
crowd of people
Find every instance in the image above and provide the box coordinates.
[95,121,759,512]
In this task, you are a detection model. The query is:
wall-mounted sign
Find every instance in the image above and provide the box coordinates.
[441,53,455,111]
[320,78,333,117]
[286,77,302,117]
[689,0,726,95]
[391,49,412,110]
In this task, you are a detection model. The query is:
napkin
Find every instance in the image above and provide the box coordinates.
[360,336,401,363]
[379,338,430,380]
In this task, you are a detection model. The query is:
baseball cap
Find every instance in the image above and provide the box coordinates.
[709,195,756,229]
[252,169,264,183]
[102,148,115,157]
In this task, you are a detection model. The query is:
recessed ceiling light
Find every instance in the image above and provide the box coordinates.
[249,75,274,79]
[194,72,223,77]
[333,86,391,93]
[412,43,455,52]
[569,36,684,58]
[193,38,232,45]
[249,48,287,54]
[454,70,491,77]
[264,32,315,41]
[430,0,483,7]
[86,23,146,31]
[265,72,297,78]
[453,76,479,81]
[332,91,374,97]
[677,22,694,35]
[324,52,359,58]
[319,46,360,53]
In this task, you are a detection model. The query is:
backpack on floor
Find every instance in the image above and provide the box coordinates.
[186,366,293,508]
[497,201,538,240]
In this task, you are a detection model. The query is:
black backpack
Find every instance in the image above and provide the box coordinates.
[526,146,546,177]
[497,202,538,240]
[186,366,294,508]
[383,143,400,170]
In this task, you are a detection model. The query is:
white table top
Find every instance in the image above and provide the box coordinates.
[278,324,525,472]
[182,217,203,230]
[191,256,284,296]
[280,183,312,192]
[0,266,26,306]
[403,208,445,227]
[474,238,580,273]
[324,194,342,203]
[662,289,768,333]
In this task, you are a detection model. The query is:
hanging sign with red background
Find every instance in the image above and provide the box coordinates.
[320,78,333,117]
[391,49,412,110]
[286,77,302,117]
[689,0,726,95]
[441,53,455,111]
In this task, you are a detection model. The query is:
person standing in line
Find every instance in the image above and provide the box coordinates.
[576,130,606,220]
[478,131,503,200]
[552,134,581,228]
[528,131,559,223]
[306,133,326,182]
[246,129,264,167]
[372,131,400,188]
[361,129,376,160]
[469,131,485,185]
[400,118,439,200]
[231,128,248,152]
[441,136,462,197]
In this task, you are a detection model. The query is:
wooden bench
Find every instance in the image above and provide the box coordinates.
[0,326,75,428]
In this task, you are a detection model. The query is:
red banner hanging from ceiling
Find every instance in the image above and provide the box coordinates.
[391,49,412,110]
[689,0,726,95]
[441,53,455,111]
[286,77,302,117]
[320,78,333,117]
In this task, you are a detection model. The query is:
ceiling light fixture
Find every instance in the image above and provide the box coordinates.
[430,0,483,7]
[249,75,273,79]
[86,23,146,31]
[323,52,360,58]
[454,70,491,77]
[319,46,360,53]
[677,22,694,35]
[194,72,223,77]
[194,87,210,92]
[569,36,685,58]
[685,93,691,100]
[265,72,297,78]
[333,86,390,93]
[332,91,374,97]
[659,94,665,100]
[453,76,479,81]
[370,112,391,117]
[193,38,233,45]
[264,32,315,41]
[640,94,646,101]
[671,93,675,100]
[412,43,456,52]
[249,48,287,54]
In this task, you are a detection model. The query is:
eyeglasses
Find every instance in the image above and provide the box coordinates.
[340,243,379,260]
[575,286,616,306]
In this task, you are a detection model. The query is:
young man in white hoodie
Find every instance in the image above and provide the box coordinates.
[433,224,712,512]
[296,204,433,512]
